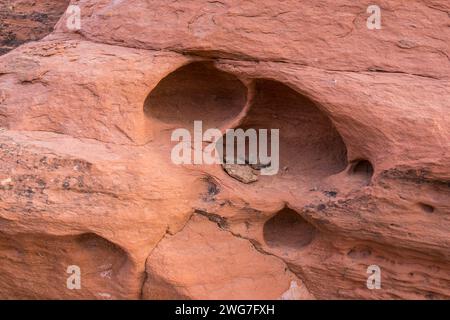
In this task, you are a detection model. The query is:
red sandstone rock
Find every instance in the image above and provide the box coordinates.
[0,0,449,300]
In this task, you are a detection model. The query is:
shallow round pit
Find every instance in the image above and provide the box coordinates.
[144,62,247,130]
[263,207,316,249]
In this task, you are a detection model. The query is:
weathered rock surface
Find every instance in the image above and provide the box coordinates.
[0,0,449,299]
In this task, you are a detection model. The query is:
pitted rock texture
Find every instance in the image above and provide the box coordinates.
[0,0,449,300]
[0,0,70,55]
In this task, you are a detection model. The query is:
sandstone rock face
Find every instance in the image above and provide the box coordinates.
[0,0,449,300]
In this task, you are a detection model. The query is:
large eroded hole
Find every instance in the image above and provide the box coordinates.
[144,62,247,129]
[0,231,130,299]
[221,80,348,184]
[0,0,70,55]
[263,207,316,249]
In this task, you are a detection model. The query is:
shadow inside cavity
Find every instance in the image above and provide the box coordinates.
[221,79,348,184]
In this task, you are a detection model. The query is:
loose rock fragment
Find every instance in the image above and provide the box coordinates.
[222,164,259,184]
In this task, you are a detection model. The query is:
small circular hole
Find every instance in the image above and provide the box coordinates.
[349,159,374,186]
[352,160,374,176]
[418,203,434,213]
